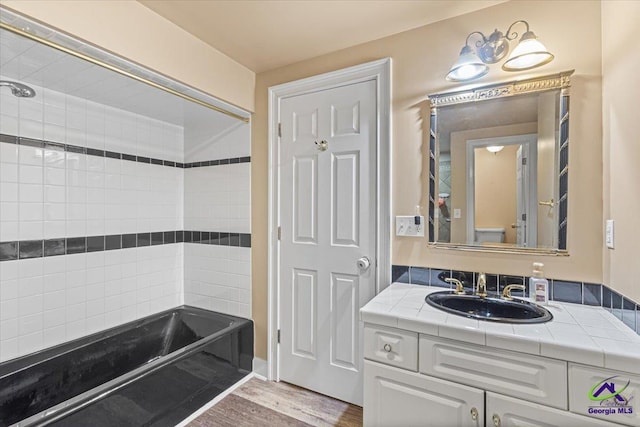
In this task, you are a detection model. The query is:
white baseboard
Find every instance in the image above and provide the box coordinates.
[253,357,268,379]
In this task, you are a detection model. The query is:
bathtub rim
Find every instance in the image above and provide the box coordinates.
[2,306,252,427]
[0,305,244,378]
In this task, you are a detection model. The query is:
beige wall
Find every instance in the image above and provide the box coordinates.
[252,0,603,358]
[602,1,640,302]
[0,0,255,111]
[475,145,518,244]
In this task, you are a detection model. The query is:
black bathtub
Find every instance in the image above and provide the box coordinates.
[0,306,253,426]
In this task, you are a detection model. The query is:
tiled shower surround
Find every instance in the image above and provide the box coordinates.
[183,124,251,319]
[0,79,251,362]
[392,265,640,336]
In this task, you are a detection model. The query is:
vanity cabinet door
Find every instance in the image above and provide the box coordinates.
[486,392,621,427]
[569,364,640,427]
[364,360,484,427]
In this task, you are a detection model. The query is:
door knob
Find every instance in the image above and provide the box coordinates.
[314,140,328,151]
[357,256,371,270]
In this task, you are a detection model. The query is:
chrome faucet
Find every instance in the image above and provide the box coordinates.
[476,273,487,298]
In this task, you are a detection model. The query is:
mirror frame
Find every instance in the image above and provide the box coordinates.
[427,70,574,255]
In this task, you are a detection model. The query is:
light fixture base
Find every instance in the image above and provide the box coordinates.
[477,30,510,64]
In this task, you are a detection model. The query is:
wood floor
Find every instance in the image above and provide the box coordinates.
[188,377,363,427]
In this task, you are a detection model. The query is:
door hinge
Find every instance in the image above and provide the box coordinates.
[522,213,527,221]
[278,123,282,138]
[522,157,527,165]
[277,329,281,344]
[277,226,281,240]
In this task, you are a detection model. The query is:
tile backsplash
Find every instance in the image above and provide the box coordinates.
[392,265,640,336]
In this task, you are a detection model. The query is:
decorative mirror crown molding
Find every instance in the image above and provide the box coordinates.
[429,70,574,107]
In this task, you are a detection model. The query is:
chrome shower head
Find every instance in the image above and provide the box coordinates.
[0,80,36,98]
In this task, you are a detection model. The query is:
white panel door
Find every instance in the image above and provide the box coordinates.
[279,80,376,405]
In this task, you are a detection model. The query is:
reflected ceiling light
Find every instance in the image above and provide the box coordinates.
[486,145,504,153]
[446,20,554,82]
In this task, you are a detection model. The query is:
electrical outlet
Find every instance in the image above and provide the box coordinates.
[395,216,425,237]
[605,219,614,249]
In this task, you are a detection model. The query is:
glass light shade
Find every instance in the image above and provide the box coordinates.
[446,46,489,82]
[486,145,504,153]
[502,31,554,71]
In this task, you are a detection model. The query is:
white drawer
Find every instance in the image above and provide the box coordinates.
[569,364,640,426]
[420,335,568,409]
[364,324,418,371]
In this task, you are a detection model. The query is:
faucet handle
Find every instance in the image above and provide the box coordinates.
[502,284,526,300]
[476,272,487,298]
[445,278,465,295]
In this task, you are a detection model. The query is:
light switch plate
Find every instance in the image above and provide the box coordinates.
[396,215,425,237]
[605,219,614,249]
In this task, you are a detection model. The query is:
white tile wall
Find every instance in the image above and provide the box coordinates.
[184,163,250,233]
[0,78,186,362]
[0,77,185,242]
[183,122,251,318]
[0,73,251,362]
[183,244,250,319]
[0,245,182,361]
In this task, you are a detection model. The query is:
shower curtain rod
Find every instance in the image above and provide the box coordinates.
[0,21,250,123]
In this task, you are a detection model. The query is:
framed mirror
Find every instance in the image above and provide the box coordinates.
[428,71,573,254]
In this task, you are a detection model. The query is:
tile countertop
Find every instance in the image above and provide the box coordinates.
[360,283,640,375]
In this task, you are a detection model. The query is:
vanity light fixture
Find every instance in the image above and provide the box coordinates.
[486,145,504,153]
[446,20,554,82]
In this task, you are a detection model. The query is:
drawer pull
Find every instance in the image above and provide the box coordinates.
[470,407,478,421]
[383,343,392,352]
[492,414,501,427]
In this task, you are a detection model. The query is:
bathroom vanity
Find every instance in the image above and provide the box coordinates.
[361,283,640,427]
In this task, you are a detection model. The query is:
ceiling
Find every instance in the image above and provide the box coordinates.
[138,0,506,73]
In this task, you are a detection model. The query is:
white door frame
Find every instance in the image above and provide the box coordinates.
[267,58,391,381]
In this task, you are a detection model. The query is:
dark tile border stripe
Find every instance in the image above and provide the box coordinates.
[0,133,250,169]
[392,264,640,336]
[0,231,251,262]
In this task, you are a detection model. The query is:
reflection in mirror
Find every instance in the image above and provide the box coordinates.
[428,72,572,253]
